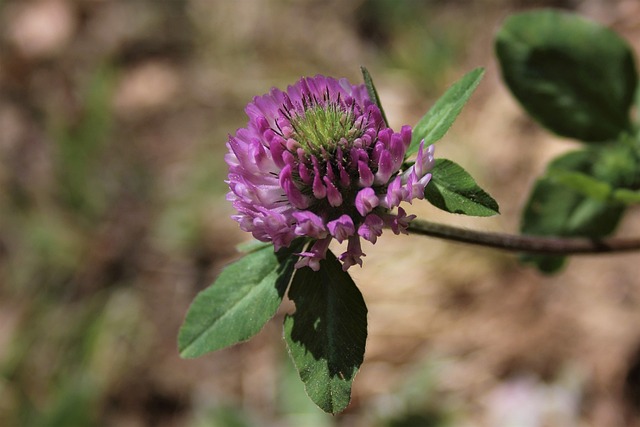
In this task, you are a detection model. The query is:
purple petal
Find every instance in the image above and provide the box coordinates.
[358,214,384,244]
[400,125,412,149]
[389,133,405,170]
[313,174,327,199]
[293,211,328,239]
[324,177,343,207]
[339,236,365,271]
[268,137,287,169]
[378,128,392,148]
[358,160,374,187]
[355,187,379,216]
[389,207,416,235]
[375,150,394,184]
[327,214,355,243]
[295,237,332,271]
[385,175,405,209]
[279,164,310,209]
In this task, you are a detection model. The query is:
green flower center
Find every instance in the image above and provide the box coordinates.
[290,104,360,155]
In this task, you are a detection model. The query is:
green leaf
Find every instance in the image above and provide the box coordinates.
[547,170,612,201]
[361,66,389,126]
[178,242,302,358]
[407,68,485,157]
[424,158,499,216]
[592,140,640,188]
[496,9,637,142]
[235,239,273,254]
[284,250,367,414]
[613,188,640,205]
[520,149,626,273]
[634,77,640,125]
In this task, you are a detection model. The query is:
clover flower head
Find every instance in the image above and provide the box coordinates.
[226,75,434,271]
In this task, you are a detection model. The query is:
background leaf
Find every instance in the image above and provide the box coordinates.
[546,170,612,201]
[284,250,368,414]
[613,188,640,205]
[407,68,485,157]
[178,242,301,358]
[496,9,637,142]
[520,149,630,273]
[424,158,499,216]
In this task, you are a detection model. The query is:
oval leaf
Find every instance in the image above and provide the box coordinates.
[178,243,300,358]
[407,68,485,157]
[424,158,499,216]
[496,10,637,142]
[284,250,368,414]
[520,149,626,273]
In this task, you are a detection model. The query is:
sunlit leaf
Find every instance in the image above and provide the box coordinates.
[235,239,273,254]
[407,68,484,157]
[425,158,499,216]
[613,188,640,205]
[284,251,367,414]
[179,242,302,358]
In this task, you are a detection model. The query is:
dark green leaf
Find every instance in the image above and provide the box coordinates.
[424,158,499,216]
[284,250,367,414]
[547,170,612,201]
[496,10,637,142]
[520,149,626,273]
[361,66,389,125]
[635,77,640,125]
[178,242,302,358]
[598,139,640,200]
[592,140,640,188]
[407,68,484,157]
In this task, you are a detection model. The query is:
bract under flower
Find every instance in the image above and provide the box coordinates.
[226,75,434,271]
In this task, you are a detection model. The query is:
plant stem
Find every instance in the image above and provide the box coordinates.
[407,219,640,254]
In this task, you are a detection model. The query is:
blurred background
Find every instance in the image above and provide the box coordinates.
[2,0,640,425]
